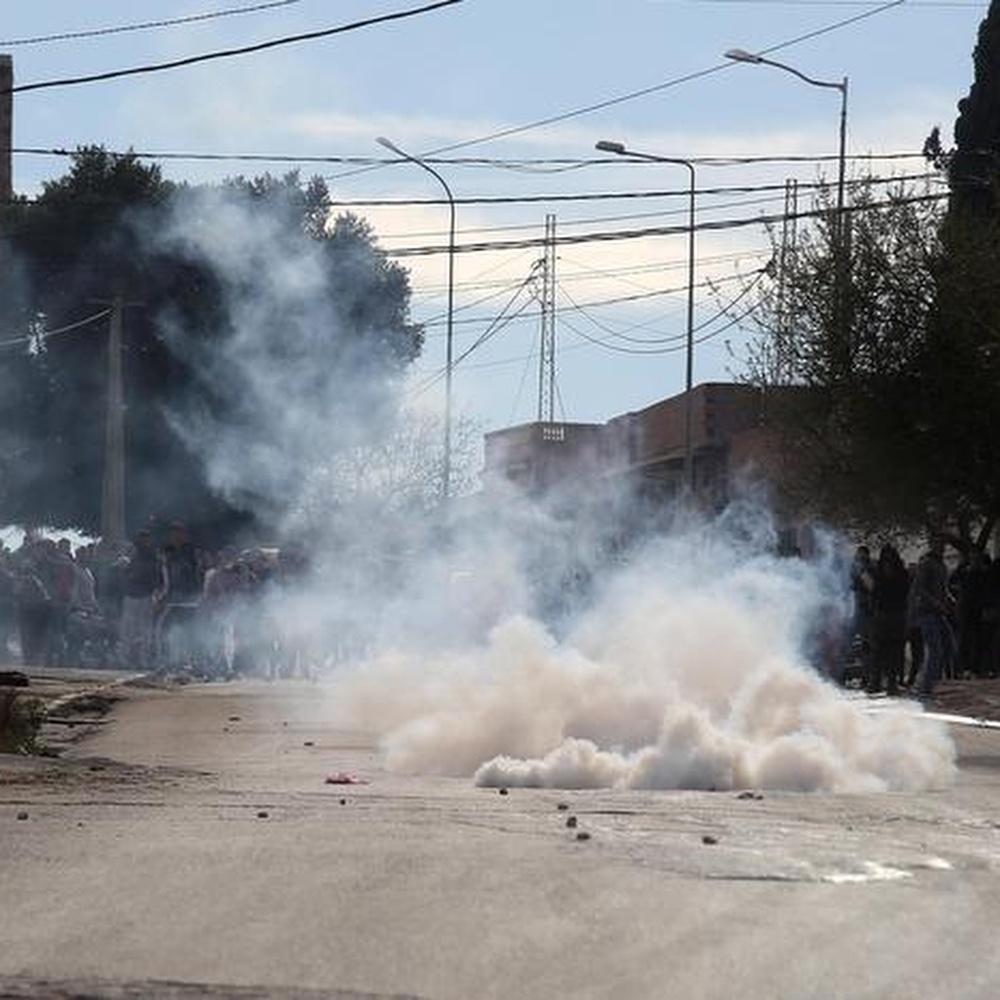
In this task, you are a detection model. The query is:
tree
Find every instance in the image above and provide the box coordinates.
[951,0,1000,214]
[739,179,965,535]
[916,0,1000,547]
[0,148,176,533]
[741,170,1000,549]
[740,0,1000,550]
[0,148,423,542]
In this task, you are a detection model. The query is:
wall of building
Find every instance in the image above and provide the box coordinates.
[482,383,776,505]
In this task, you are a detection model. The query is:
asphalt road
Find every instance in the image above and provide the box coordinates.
[2,678,1000,999]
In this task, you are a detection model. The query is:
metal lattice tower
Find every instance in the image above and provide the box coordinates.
[775,178,799,383]
[537,213,557,423]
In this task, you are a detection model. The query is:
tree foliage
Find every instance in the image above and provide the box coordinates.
[951,0,1000,214]
[741,2,1000,551]
[740,176,1000,548]
[0,148,425,543]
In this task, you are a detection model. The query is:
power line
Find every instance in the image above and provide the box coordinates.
[4,0,463,95]
[417,268,762,334]
[383,191,949,258]
[409,274,538,396]
[559,306,744,357]
[3,168,941,221]
[695,1,978,6]
[414,248,769,299]
[339,168,936,210]
[10,146,929,170]
[376,174,939,242]
[0,308,111,348]
[328,0,907,181]
[0,1,307,47]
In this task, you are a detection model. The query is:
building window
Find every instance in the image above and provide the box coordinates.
[541,424,566,443]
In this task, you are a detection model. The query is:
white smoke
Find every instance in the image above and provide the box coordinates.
[338,515,955,794]
[135,184,954,796]
[149,184,411,532]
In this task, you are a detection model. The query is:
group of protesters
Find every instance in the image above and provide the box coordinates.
[5,520,1000,701]
[843,535,1000,699]
[0,522,309,678]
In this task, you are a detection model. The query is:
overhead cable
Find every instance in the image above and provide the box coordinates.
[10,146,929,169]
[0,308,111,348]
[0,1,307,47]
[383,191,949,257]
[328,0,905,183]
[4,0,463,95]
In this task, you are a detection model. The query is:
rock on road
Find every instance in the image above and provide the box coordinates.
[2,679,1000,999]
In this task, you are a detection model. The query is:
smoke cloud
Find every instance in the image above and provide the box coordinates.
[140,188,954,796]
[338,515,955,794]
[150,185,407,531]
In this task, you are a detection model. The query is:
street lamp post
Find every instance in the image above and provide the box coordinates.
[596,139,697,494]
[377,136,456,501]
[724,49,850,387]
[723,49,848,246]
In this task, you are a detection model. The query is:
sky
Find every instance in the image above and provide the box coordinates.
[1,0,991,438]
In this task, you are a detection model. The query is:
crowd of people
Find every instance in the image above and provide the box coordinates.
[842,535,1000,699]
[2,521,998,701]
[0,522,309,678]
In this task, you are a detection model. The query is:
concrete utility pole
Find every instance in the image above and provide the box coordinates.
[0,55,13,222]
[101,293,127,545]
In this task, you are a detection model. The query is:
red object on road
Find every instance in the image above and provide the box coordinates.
[324,771,369,785]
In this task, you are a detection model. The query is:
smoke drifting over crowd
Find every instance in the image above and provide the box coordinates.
[144,187,954,796]
[341,517,955,794]
[150,184,413,532]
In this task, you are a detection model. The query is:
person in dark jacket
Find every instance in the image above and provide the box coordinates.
[950,549,991,678]
[912,534,954,699]
[11,540,52,667]
[868,543,911,696]
[117,530,165,669]
[158,522,203,670]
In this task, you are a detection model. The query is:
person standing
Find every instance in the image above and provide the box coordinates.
[159,522,203,670]
[951,549,991,678]
[11,539,52,667]
[849,545,876,688]
[868,543,911,696]
[911,534,954,700]
[118,530,165,670]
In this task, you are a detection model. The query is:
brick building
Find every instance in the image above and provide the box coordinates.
[482,382,779,513]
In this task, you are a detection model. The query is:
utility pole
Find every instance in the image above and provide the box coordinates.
[101,292,127,544]
[96,288,142,544]
[537,213,557,423]
[0,55,12,227]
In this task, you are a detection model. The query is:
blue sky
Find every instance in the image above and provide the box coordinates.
[2,0,990,434]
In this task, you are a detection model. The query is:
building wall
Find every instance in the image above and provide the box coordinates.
[483,421,605,494]
[482,383,775,503]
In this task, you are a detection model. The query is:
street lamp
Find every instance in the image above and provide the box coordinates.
[377,135,456,501]
[725,49,850,386]
[596,139,697,494]
[723,48,848,243]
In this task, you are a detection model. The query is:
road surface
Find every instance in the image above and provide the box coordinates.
[2,678,1000,999]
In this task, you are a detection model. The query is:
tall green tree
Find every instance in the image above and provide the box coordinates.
[0,148,423,542]
[951,0,1000,214]
[743,0,1000,549]
[741,180,959,536]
